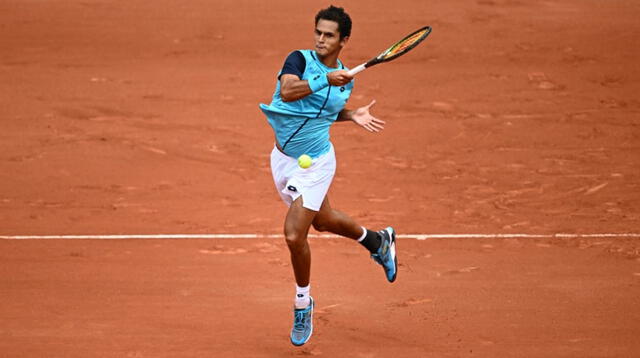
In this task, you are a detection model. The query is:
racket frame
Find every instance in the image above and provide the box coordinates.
[347,26,432,76]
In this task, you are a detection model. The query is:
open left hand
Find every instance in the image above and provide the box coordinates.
[352,100,385,132]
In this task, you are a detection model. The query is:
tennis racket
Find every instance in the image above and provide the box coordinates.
[347,26,432,76]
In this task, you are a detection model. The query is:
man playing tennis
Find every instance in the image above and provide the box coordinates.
[260,6,397,346]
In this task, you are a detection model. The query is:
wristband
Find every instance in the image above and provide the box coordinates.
[307,74,329,92]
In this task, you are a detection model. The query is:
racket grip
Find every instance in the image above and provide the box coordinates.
[347,63,366,76]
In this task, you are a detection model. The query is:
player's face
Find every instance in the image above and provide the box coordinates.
[314,19,348,59]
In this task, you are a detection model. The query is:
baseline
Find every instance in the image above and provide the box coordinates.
[1,233,639,240]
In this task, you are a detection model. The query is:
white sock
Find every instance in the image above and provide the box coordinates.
[357,226,367,242]
[295,284,311,309]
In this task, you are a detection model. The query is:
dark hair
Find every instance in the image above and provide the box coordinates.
[315,5,352,39]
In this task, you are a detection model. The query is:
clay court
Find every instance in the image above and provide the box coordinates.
[1,0,639,357]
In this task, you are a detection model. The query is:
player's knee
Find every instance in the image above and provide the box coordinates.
[312,215,331,232]
[284,231,306,249]
[311,221,326,232]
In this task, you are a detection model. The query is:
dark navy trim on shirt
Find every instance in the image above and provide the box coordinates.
[279,51,306,80]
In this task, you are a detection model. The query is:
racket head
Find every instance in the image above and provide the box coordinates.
[373,26,432,64]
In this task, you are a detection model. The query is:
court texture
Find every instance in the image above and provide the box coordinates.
[1,0,639,357]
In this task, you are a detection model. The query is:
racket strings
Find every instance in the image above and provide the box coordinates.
[383,29,428,59]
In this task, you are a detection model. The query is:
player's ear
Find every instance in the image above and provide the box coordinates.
[340,36,349,47]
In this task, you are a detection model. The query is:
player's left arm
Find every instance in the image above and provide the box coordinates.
[336,100,385,132]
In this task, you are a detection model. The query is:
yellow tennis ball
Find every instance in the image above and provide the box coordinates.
[298,154,312,169]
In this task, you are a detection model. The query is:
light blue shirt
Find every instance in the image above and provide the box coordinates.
[260,50,354,159]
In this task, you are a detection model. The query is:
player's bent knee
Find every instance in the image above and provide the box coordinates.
[312,208,338,232]
[311,220,327,232]
[284,232,306,249]
[311,215,332,232]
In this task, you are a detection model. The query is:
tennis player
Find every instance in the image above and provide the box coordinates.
[259,5,397,346]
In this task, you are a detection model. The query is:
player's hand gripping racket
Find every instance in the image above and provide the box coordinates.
[347,26,432,76]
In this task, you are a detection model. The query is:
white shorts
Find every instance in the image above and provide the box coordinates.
[270,144,336,212]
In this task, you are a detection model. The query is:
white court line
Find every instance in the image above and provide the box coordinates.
[1,233,639,240]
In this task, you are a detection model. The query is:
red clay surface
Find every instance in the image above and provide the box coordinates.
[1,0,639,357]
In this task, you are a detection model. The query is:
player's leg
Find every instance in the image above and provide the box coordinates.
[312,195,382,252]
[284,196,317,346]
[284,196,317,288]
[312,195,398,283]
[311,196,362,239]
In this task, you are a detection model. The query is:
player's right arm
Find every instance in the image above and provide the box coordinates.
[281,72,352,102]
[279,51,352,102]
[280,74,313,102]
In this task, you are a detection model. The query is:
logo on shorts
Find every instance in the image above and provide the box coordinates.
[287,185,297,192]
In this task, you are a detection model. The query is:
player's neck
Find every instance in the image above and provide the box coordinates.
[316,52,340,69]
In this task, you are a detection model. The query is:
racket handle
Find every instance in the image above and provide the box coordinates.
[347,63,366,76]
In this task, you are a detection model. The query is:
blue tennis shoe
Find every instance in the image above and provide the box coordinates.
[290,297,314,346]
[371,227,398,282]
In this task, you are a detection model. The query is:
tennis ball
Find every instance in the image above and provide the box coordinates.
[298,154,312,169]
